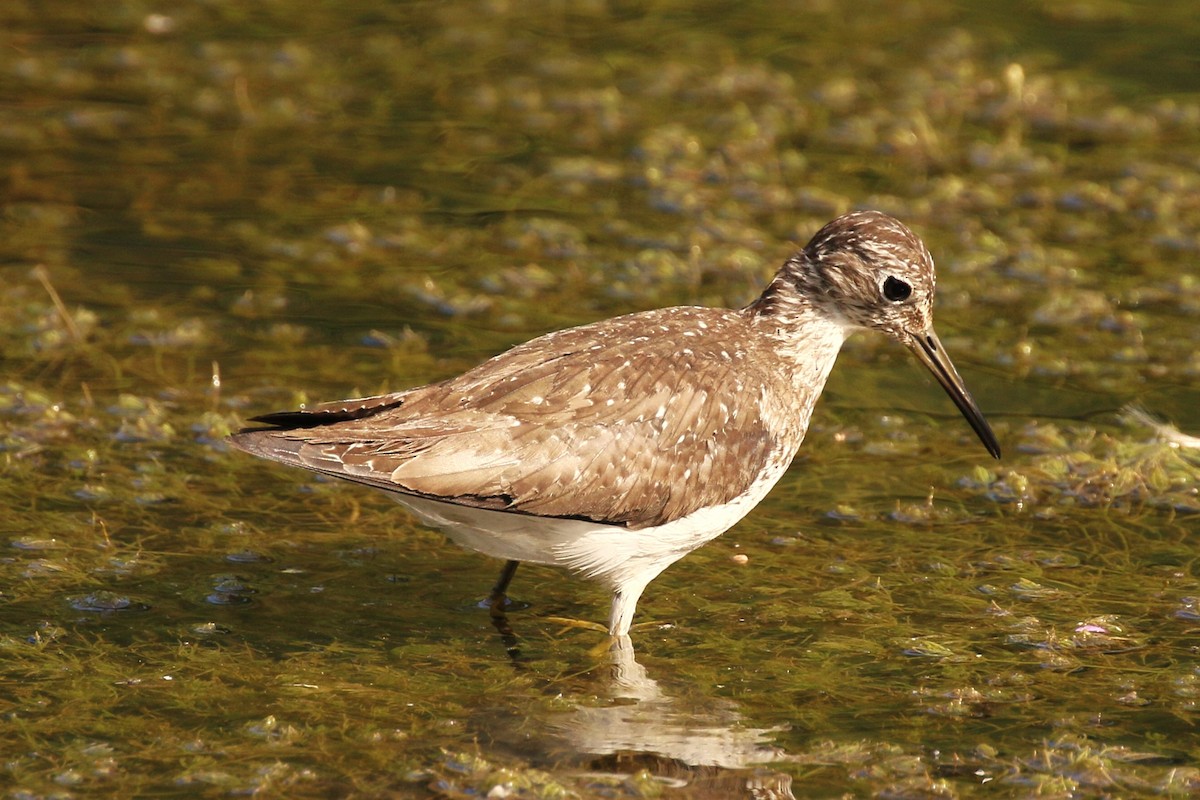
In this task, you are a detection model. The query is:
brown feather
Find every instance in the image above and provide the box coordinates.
[231,307,803,529]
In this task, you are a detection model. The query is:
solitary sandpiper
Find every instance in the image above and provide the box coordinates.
[230,211,1000,636]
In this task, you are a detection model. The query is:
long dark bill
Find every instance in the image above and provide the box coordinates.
[908,329,1001,459]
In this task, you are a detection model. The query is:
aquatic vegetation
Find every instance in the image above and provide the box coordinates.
[2,0,1199,796]
[960,420,1200,513]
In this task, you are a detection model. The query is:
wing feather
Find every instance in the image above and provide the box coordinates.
[230,307,800,528]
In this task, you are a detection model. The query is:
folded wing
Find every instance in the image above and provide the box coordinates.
[230,308,788,529]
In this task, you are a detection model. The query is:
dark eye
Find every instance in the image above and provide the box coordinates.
[882,276,911,302]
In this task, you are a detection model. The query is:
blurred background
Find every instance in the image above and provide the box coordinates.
[3,1,1199,797]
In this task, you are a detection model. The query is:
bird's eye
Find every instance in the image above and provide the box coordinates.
[882,276,912,302]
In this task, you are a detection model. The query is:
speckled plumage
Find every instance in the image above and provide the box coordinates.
[231,210,1000,636]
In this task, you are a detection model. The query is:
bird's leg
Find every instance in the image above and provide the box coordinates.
[487,560,523,660]
[608,573,655,636]
[488,559,520,618]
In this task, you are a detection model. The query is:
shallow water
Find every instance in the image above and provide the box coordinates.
[3,1,1200,797]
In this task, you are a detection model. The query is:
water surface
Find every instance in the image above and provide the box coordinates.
[3,1,1200,796]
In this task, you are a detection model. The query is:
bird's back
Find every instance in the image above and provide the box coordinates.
[230,305,824,529]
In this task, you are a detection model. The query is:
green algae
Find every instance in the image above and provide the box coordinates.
[2,0,1200,797]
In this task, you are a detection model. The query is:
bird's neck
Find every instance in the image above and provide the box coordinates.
[744,269,850,398]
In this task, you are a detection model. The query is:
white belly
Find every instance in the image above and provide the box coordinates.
[385,449,793,592]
